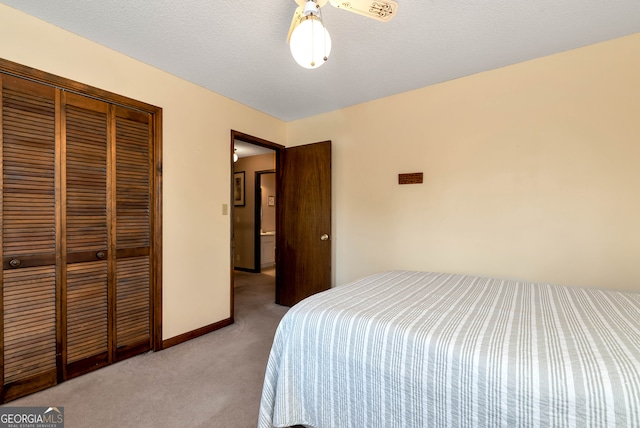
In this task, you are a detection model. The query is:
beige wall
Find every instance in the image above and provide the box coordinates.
[1,2,638,347]
[288,33,640,293]
[233,153,276,270]
[0,4,286,339]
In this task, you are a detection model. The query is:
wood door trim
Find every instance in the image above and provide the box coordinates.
[0,58,159,114]
[57,89,67,383]
[0,74,4,396]
[107,103,116,365]
[151,109,163,351]
[230,130,284,321]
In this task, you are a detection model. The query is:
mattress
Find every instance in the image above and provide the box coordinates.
[258,271,640,427]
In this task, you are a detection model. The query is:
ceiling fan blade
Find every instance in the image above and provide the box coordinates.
[287,5,304,43]
[329,0,398,22]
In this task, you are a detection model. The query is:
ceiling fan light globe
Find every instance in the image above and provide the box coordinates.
[290,17,331,69]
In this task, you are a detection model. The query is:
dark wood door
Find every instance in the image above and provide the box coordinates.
[63,92,111,379]
[113,106,153,362]
[1,75,59,402]
[63,96,153,377]
[276,141,331,306]
[1,69,157,402]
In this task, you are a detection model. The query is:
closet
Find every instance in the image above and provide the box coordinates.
[0,63,161,403]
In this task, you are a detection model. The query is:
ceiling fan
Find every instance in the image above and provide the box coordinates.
[287,0,399,69]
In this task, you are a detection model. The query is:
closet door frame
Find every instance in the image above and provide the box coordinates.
[0,58,163,355]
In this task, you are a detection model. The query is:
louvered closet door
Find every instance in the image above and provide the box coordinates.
[1,75,58,401]
[63,97,153,374]
[1,68,157,403]
[114,107,152,360]
[63,93,110,379]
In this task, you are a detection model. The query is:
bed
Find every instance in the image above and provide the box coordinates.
[258,271,640,428]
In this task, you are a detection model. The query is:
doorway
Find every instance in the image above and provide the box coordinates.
[230,131,332,315]
[255,170,276,273]
[230,131,283,317]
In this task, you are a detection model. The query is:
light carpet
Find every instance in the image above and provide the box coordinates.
[4,269,288,428]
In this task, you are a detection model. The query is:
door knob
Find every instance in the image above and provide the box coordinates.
[320,234,330,241]
[96,251,106,260]
[9,258,21,268]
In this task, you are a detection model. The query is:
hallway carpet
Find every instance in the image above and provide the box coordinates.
[5,270,288,427]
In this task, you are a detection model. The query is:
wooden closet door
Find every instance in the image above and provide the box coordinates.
[62,93,110,379]
[0,63,159,403]
[1,75,59,401]
[114,107,152,360]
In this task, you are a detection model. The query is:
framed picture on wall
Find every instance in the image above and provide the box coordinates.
[234,171,245,206]
[268,195,275,207]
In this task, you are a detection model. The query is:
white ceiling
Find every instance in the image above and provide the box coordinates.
[2,1,639,122]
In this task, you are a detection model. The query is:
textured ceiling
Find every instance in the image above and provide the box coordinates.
[2,1,639,122]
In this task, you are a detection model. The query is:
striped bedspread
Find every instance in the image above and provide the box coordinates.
[258,271,640,428]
